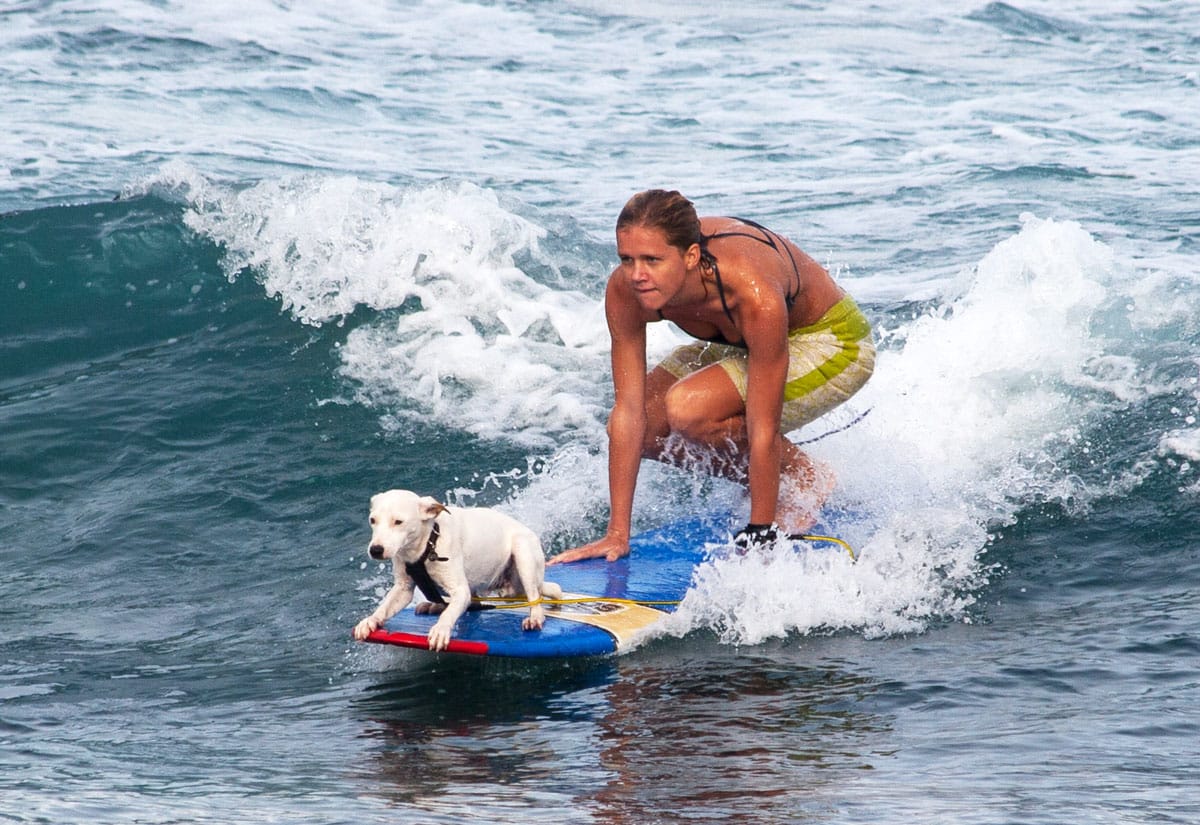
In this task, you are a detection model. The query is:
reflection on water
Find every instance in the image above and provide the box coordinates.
[350,636,892,822]
[588,639,890,823]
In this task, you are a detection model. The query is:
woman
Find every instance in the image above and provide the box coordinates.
[549,190,874,565]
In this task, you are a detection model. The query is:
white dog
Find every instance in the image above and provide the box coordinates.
[352,489,563,651]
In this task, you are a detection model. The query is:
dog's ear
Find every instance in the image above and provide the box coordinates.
[418,496,448,520]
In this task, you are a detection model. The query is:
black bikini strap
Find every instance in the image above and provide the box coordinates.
[730,218,802,305]
[684,218,801,328]
[706,248,736,326]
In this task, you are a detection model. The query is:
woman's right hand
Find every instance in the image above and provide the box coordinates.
[547,533,631,565]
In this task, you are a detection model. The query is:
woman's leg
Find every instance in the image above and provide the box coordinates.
[647,364,831,528]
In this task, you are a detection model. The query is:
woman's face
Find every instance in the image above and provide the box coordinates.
[615,223,698,311]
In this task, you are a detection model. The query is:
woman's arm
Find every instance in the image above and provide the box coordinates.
[600,276,649,548]
[549,275,647,565]
[733,275,792,526]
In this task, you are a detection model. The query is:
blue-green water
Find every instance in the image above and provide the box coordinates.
[3,2,1199,822]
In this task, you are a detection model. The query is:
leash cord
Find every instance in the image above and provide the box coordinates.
[792,406,872,446]
[472,534,857,611]
[789,533,857,561]
[472,595,681,609]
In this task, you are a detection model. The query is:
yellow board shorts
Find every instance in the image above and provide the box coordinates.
[655,294,875,433]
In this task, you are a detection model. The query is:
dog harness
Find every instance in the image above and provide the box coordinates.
[404,519,448,605]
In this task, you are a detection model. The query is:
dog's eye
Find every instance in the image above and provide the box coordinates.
[369,516,376,525]
[392,519,403,527]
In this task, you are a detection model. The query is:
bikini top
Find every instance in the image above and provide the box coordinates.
[657,217,803,347]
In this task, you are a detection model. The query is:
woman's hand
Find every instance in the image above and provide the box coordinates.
[547,533,631,565]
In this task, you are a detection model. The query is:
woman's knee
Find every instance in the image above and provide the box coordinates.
[607,399,671,458]
[663,381,712,438]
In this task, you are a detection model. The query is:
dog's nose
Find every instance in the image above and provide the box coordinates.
[369,545,385,560]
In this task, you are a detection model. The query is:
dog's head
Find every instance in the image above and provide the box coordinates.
[367,489,447,562]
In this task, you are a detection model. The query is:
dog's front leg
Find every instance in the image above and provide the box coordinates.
[353,577,415,641]
[426,582,471,652]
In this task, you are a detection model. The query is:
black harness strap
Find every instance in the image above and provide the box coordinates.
[404,520,448,605]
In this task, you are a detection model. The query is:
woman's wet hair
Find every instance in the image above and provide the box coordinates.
[616,189,703,252]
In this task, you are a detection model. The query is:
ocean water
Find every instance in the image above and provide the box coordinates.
[2,1,1199,822]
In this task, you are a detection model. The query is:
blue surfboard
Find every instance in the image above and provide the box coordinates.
[363,511,857,658]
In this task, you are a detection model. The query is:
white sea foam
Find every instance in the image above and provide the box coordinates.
[1157,359,1200,476]
[164,166,689,449]
[1161,429,1200,464]
[847,214,1116,501]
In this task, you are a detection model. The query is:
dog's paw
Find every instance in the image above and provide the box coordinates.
[427,623,453,651]
[415,602,447,616]
[522,605,547,632]
[352,616,380,641]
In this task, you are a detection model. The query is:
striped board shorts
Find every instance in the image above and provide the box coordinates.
[656,294,875,433]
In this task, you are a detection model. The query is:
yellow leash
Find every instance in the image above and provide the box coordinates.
[472,595,681,610]
[792,533,858,562]
[471,533,858,611]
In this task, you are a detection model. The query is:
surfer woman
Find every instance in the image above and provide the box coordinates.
[549,189,874,565]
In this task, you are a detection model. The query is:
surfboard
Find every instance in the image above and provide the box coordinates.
[362,510,857,658]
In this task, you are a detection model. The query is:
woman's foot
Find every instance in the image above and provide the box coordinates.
[776,457,836,533]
